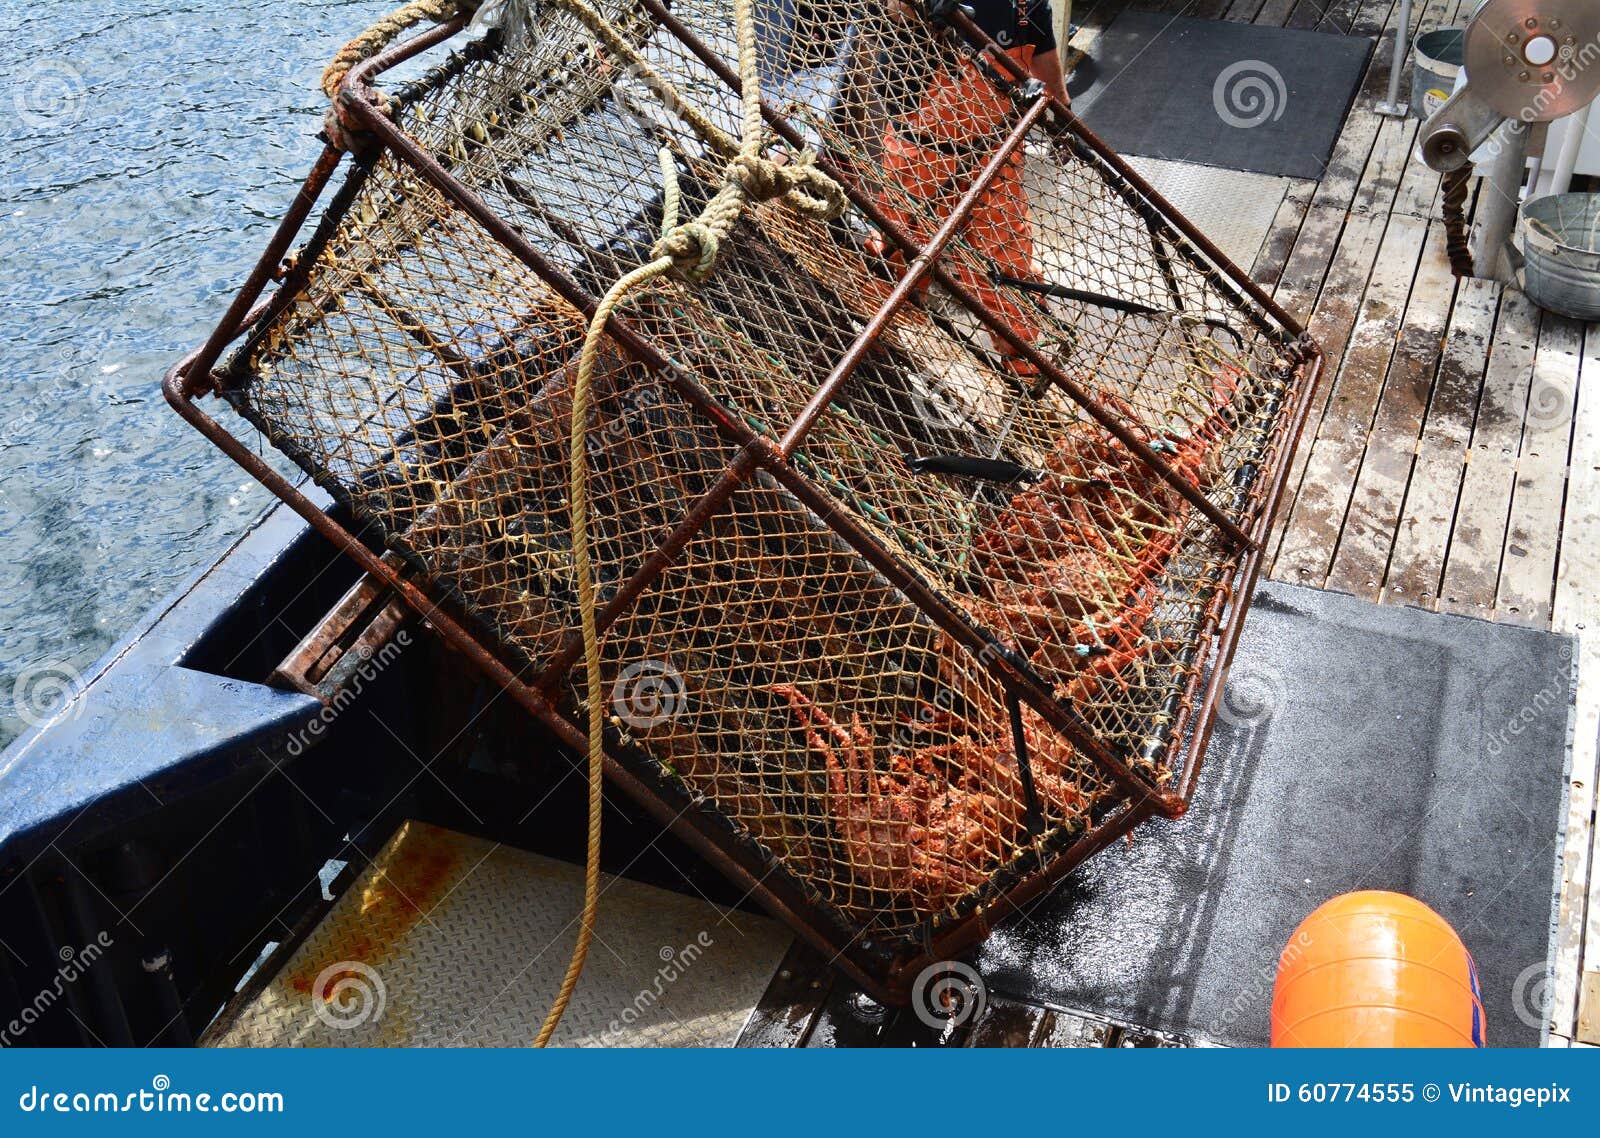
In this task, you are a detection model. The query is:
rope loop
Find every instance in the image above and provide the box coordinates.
[726,152,847,220]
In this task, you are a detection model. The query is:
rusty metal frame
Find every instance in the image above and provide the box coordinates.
[165,8,1323,1002]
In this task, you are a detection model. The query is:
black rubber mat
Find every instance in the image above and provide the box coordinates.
[1071,12,1373,179]
[978,582,1573,1047]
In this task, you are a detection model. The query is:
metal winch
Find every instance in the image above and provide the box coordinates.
[1420,0,1600,172]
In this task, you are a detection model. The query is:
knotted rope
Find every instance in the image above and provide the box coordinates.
[539,0,843,1047]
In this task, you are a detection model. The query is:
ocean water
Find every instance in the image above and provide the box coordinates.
[0,0,392,746]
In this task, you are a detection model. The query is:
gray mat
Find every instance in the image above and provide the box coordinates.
[978,583,1574,1047]
[1072,12,1373,180]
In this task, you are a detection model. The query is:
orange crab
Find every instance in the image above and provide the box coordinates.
[970,368,1241,702]
[772,681,1089,912]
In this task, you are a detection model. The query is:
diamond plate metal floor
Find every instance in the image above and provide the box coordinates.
[1125,157,1296,270]
[202,821,791,1047]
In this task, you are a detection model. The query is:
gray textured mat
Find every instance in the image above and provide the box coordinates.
[978,582,1573,1048]
[1072,13,1373,179]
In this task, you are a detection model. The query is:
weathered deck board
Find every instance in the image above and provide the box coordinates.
[1277,215,1430,583]
[1435,291,1543,618]
[1066,0,1600,1049]
[1325,220,1458,598]
[1384,276,1501,609]
[1559,328,1600,1043]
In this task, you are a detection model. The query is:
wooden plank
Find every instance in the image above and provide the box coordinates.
[1437,289,1543,618]
[1250,179,1316,291]
[1326,220,1458,598]
[1350,114,1419,217]
[1034,1007,1117,1047]
[1495,314,1581,628]
[1385,277,1501,608]
[1558,325,1600,1043]
[1276,214,1429,585]
[1265,209,1391,573]
[1252,0,1302,26]
[734,940,828,1047]
[1582,972,1600,1046]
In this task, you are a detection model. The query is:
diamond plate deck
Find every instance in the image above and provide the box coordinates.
[1124,157,1296,270]
[202,821,791,1047]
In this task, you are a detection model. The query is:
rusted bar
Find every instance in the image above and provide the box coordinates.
[634,0,1257,552]
[180,146,345,394]
[1171,343,1324,803]
[342,91,768,459]
[532,439,776,689]
[776,98,1047,454]
[910,796,1160,973]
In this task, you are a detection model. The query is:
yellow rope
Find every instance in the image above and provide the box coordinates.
[534,0,844,1047]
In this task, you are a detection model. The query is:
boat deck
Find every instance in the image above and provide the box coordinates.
[1067,0,1599,1044]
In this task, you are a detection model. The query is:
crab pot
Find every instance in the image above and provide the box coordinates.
[167,0,1322,1000]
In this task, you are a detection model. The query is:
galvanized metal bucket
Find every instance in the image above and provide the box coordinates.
[1523,193,1600,321]
[1412,28,1464,121]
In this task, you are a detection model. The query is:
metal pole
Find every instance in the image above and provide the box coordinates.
[1472,120,1530,282]
[1376,0,1413,118]
[1547,101,1594,198]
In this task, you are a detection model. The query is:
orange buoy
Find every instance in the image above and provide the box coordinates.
[1271,891,1484,1048]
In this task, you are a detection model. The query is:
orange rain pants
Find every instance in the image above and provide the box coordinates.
[874,44,1042,364]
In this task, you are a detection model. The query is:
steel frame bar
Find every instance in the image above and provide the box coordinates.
[164,8,1325,1001]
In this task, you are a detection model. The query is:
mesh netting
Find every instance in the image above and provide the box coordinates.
[206,0,1313,970]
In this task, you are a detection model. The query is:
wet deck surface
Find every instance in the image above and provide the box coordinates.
[1073,0,1600,1047]
[740,0,1600,1047]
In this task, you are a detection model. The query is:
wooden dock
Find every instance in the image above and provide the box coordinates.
[1069,0,1600,1046]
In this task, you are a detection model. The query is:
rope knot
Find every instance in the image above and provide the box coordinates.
[726,151,847,220]
[651,221,721,281]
